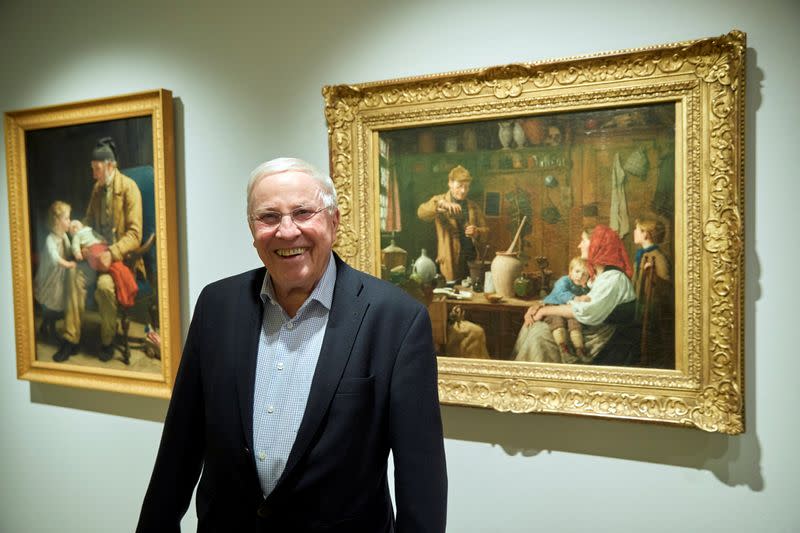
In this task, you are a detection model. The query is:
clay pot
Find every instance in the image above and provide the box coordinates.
[418,131,436,153]
[467,260,491,292]
[521,118,545,145]
[512,120,526,148]
[490,252,523,298]
[462,128,478,151]
[381,239,407,271]
[513,274,534,298]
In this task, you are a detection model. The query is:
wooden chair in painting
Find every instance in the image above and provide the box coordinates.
[114,165,159,365]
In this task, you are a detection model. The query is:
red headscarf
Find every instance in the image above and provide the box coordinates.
[586,224,633,278]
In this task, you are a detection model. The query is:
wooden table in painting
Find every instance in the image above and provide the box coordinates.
[428,290,538,359]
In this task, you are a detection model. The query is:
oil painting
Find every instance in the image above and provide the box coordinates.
[5,90,180,398]
[376,104,675,369]
[324,31,745,433]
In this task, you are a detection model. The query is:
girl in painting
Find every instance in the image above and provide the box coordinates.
[34,200,76,340]
[512,224,635,364]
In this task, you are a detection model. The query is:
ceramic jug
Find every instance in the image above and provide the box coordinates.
[513,273,534,298]
[490,252,523,298]
[512,120,526,148]
[498,121,513,149]
[412,249,437,284]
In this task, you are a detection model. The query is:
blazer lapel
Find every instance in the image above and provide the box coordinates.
[270,256,369,492]
[236,268,266,452]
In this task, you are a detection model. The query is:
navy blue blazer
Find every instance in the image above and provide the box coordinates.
[137,254,447,532]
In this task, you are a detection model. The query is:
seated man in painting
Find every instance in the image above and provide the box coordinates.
[52,137,143,363]
[417,165,489,282]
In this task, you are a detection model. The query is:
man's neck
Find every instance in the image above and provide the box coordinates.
[276,290,311,318]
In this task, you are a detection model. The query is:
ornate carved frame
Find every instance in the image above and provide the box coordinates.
[5,90,180,398]
[323,31,745,433]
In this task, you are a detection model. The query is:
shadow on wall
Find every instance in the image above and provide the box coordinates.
[31,383,168,423]
[441,50,765,493]
[441,404,763,491]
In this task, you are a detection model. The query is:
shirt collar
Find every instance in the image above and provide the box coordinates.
[259,252,337,312]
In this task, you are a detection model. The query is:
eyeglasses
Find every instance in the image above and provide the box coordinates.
[250,206,327,228]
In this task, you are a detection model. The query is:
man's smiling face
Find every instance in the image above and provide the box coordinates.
[249,171,339,297]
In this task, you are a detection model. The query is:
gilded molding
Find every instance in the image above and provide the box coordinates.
[5,90,180,398]
[324,31,746,434]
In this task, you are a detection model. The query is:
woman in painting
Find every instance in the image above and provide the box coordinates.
[513,224,636,364]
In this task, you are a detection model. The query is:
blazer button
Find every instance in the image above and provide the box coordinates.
[257,503,274,519]
[244,447,251,455]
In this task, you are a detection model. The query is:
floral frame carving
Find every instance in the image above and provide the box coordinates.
[5,90,180,398]
[323,32,745,433]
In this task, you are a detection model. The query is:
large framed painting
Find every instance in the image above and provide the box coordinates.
[324,31,745,433]
[5,89,180,398]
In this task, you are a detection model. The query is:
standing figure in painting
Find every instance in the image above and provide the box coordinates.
[417,165,489,282]
[137,158,446,532]
[513,225,635,364]
[541,256,592,361]
[34,201,76,343]
[52,137,143,363]
[632,215,671,301]
[632,215,673,365]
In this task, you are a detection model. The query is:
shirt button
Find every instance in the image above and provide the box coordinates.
[277,362,284,371]
[286,322,294,330]
[267,405,274,414]
[258,451,266,461]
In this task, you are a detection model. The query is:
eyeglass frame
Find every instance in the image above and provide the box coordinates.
[248,205,330,229]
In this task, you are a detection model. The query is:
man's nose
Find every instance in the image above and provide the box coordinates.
[275,214,301,236]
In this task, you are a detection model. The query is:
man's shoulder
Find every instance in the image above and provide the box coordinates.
[200,267,264,299]
[335,259,425,313]
[115,170,140,190]
[425,192,447,202]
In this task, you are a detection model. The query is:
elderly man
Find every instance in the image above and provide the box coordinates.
[52,137,143,363]
[137,158,447,532]
[417,164,489,282]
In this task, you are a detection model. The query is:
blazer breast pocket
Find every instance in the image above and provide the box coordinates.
[335,375,375,396]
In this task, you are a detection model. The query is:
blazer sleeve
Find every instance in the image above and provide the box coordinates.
[137,290,208,532]
[389,305,448,533]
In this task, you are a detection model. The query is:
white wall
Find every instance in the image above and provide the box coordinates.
[1,1,797,531]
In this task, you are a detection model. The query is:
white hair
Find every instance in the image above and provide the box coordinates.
[246,157,337,217]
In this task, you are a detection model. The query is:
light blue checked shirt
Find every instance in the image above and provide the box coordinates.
[252,254,337,497]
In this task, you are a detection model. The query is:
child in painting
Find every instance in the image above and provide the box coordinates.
[34,201,76,340]
[68,219,139,307]
[69,220,111,272]
[632,215,672,322]
[632,216,671,300]
[542,256,592,360]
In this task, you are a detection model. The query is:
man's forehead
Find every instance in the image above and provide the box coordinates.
[253,187,323,207]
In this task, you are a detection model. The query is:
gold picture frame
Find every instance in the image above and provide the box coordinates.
[5,89,180,398]
[323,31,745,433]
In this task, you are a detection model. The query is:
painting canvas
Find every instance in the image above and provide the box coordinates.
[376,103,675,369]
[324,31,745,433]
[6,90,180,398]
[26,117,161,369]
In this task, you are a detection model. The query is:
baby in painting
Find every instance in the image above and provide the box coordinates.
[68,219,138,307]
[541,256,592,360]
[69,219,111,272]
[34,201,77,340]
